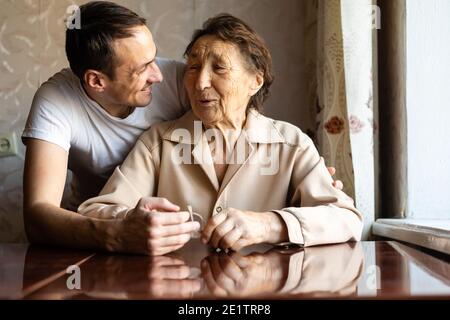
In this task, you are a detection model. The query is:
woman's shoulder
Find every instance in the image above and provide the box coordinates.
[255,112,315,150]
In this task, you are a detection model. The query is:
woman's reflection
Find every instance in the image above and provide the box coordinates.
[200,242,364,298]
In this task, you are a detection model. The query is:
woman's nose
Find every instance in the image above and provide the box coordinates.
[147,62,163,84]
[195,69,211,91]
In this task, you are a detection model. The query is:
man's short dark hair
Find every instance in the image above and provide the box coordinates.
[65,1,146,82]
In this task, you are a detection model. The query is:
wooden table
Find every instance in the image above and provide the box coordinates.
[0,240,449,299]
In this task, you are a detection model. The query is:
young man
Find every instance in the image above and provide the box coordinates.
[22,1,201,255]
[22,1,342,255]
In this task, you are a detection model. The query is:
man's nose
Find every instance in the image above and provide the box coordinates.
[147,62,163,84]
[195,68,211,91]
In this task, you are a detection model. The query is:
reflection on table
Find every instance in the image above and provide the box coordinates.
[0,240,449,299]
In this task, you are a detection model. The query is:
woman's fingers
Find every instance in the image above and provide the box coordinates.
[201,258,228,296]
[201,211,228,243]
[218,252,245,282]
[218,227,242,250]
[230,238,251,252]
[209,219,235,248]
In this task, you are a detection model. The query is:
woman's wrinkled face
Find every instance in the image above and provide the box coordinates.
[184,35,261,127]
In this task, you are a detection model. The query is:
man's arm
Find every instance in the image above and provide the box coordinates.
[23,138,197,255]
[23,138,120,250]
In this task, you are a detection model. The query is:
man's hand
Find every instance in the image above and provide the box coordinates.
[146,255,203,298]
[77,255,202,299]
[117,197,200,256]
[327,166,344,190]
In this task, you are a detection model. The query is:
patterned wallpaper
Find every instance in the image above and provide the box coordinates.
[0,0,317,242]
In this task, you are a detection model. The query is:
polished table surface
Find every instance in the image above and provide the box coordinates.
[0,240,449,299]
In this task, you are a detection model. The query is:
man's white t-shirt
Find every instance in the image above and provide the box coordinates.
[22,58,189,210]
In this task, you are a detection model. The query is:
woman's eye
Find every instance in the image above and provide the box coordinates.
[138,65,148,74]
[188,64,199,70]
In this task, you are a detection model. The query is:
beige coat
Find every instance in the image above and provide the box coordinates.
[79,110,363,247]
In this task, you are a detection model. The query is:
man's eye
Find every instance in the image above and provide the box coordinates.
[214,65,226,71]
[188,64,199,70]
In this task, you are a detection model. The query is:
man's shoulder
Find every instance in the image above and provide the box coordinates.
[33,68,81,108]
[137,114,184,150]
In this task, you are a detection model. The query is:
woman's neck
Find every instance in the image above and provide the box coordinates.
[204,112,247,150]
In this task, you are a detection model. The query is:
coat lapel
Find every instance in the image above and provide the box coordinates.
[191,134,220,191]
[162,109,286,195]
[218,132,254,195]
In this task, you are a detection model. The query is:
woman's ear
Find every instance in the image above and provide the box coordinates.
[249,73,264,96]
[84,70,107,92]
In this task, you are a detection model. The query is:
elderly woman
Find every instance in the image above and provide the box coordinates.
[79,14,362,255]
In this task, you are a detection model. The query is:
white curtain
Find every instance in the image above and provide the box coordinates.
[316,0,376,239]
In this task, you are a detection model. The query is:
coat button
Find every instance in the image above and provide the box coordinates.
[216,206,222,213]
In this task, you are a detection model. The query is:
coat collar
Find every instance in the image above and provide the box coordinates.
[162,109,286,145]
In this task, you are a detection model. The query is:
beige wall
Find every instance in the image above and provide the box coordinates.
[0,0,317,242]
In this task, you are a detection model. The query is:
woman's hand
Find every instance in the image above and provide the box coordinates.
[201,208,288,251]
[200,251,287,297]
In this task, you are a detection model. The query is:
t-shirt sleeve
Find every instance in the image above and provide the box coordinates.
[21,84,72,152]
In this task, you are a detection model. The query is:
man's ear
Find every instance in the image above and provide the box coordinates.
[84,70,107,92]
[249,73,264,96]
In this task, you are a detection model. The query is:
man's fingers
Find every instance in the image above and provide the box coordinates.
[143,197,180,212]
[148,211,190,226]
[332,180,344,190]
[201,212,228,243]
[149,278,202,298]
[151,243,185,256]
[327,166,336,176]
[151,255,186,267]
[149,234,191,249]
[155,221,200,238]
[148,265,191,280]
